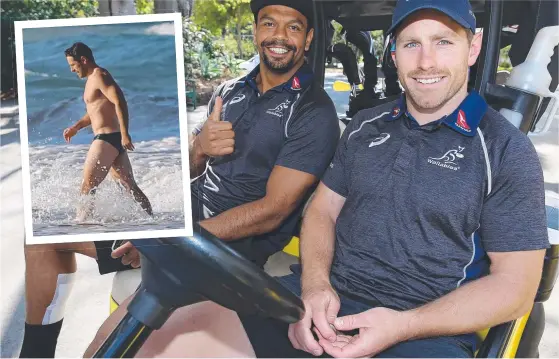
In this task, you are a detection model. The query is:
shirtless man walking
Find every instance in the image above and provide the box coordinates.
[63,42,152,220]
[18,42,149,358]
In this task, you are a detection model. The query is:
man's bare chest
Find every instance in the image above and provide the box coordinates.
[83,83,105,105]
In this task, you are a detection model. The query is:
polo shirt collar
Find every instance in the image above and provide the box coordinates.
[241,62,314,94]
[386,92,488,137]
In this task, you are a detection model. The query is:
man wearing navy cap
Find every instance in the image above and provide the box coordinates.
[283,0,549,358]
[85,0,549,357]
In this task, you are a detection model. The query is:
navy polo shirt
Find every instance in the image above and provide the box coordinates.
[322,92,550,311]
[191,63,340,266]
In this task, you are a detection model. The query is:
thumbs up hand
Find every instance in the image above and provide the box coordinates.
[197,96,235,157]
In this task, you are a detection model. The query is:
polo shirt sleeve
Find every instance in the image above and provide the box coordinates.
[274,102,340,178]
[320,113,362,197]
[479,134,550,252]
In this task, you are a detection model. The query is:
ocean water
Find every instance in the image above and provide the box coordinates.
[21,21,187,237]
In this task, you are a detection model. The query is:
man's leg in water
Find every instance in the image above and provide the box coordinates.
[77,139,120,221]
[20,242,97,358]
[84,295,255,358]
[109,152,153,216]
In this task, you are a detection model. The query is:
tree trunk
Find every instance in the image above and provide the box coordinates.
[154,0,193,17]
[154,0,177,14]
[236,7,243,58]
[98,0,136,16]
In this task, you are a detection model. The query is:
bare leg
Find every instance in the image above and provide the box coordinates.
[20,241,98,357]
[110,152,153,216]
[77,140,119,221]
[85,297,255,358]
[24,241,97,324]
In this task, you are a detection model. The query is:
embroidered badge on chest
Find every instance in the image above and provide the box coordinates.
[427,146,465,171]
[266,99,291,118]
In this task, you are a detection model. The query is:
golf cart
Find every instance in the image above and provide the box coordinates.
[98,0,559,357]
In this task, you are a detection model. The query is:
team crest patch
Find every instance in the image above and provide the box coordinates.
[456,109,471,132]
[428,146,465,171]
[392,107,400,117]
[266,99,291,117]
[291,76,301,90]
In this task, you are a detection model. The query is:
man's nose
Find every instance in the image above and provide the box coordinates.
[272,24,288,39]
[418,45,436,70]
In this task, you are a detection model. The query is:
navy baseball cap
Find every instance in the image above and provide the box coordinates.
[387,0,476,36]
[251,0,314,29]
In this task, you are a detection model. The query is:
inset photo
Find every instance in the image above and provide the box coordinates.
[14,13,193,244]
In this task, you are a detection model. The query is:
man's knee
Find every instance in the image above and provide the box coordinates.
[24,241,97,259]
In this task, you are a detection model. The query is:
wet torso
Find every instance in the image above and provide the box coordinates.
[84,68,120,135]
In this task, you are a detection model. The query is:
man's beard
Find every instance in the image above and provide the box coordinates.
[260,39,297,74]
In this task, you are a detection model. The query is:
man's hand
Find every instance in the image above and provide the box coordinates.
[63,126,78,143]
[196,96,234,157]
[316,307,410,358]
[111,241,141,268]
[288,283,340,356]
[121,132,135,151]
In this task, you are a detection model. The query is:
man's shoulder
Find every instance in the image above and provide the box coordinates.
[90,67,114,85]
[479,106,536,148]
[478,106,541,171]
[297,83,337,113]
[214,76,246,99]
[347,99,400,128]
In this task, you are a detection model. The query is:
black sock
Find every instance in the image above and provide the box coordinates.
[19,319,63,358]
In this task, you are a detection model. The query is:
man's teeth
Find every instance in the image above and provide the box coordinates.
[270,47,288,54]
[416,77,442,84]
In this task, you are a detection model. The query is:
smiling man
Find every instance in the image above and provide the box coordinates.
[84,1,341,356]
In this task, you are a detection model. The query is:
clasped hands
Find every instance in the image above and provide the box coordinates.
[288,284,411,358]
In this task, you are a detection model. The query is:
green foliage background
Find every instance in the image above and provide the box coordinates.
[1,0,99,93]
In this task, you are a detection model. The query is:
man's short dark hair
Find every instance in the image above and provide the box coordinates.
[64,42,94,62]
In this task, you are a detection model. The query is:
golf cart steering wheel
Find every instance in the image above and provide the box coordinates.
[93,224,305,358]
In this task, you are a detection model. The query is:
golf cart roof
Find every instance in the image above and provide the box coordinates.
[322,0,523,32]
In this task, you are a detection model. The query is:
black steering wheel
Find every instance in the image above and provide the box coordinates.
[93,224,305,358]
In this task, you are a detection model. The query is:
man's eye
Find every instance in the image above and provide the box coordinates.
[263,22,273,27]
[289,25,301,31]
[438,40,452,45]
[404,42,419,48]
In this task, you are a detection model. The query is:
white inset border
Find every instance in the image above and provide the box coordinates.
[15,13,193,244]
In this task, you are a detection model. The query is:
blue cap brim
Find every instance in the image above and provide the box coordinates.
[387,5,474,36]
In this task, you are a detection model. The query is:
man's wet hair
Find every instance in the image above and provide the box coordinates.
[64,42,95,62]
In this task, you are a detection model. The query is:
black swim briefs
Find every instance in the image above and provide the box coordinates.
[93,132,125,154]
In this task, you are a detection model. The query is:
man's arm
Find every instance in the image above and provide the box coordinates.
[189,134,208,177]
[288,183,348,356]
[72,113,92,131]
[320,249,545,358]
[404,249,545,339]
[96,71,131,141]
[300,183,345,290]
[199,165,316,240]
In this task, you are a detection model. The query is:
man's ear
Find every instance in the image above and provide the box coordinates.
[80,56,88,64]
[468,31,483,67]
[305,28,314,51]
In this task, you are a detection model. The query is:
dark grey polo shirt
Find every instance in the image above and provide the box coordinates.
[191,63,340,266]
[322,92,550,311]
